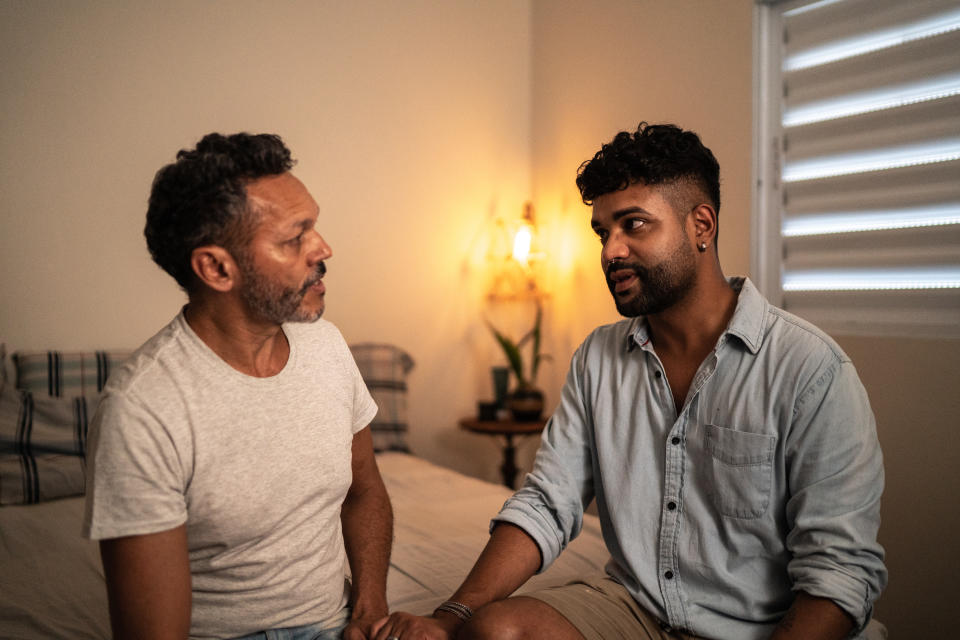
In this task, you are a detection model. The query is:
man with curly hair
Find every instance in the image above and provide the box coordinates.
[375,124,885,640]
[83,133,392,640]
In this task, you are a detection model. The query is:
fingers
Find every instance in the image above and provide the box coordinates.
[372,612,456,640]
[342,622,365,640]
[371,612,419,640]
[370,615,388,637]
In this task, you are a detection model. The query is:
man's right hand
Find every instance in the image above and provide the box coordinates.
[371,611,463,640]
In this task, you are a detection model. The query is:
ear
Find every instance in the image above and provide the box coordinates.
[689,203,718,250]
[190,245,239,293]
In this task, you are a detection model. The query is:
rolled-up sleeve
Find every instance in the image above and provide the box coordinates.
[784,358,887,631]
[492,344,596,572]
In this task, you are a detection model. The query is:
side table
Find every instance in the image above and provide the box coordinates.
[459,417,547,489]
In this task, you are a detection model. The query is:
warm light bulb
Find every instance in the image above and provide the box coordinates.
[513,226,532,265]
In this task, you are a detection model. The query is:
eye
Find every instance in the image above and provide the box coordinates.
[287,233,304,247]
[624,218,645,231]
[594,229,608,244]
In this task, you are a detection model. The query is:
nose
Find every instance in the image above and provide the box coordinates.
[306,230,332,265]
[600,230,629,267]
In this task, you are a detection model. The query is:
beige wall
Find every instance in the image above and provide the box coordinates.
[834,334,960,637]
[0,0,533,479]
[529,0,754,397]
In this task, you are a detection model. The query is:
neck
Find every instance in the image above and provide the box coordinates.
[183,294,290,377]
[646,269,737,357]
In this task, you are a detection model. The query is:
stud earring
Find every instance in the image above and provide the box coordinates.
[698,242,707,252]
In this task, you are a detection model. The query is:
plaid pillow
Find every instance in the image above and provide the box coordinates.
[12,350,129,398]
[0,385,90,505]
[349,343,414,453]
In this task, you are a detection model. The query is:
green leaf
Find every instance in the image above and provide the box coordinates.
[486,320,526,385]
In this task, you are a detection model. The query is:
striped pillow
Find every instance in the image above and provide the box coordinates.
[349,343,414,453]
[0,385,91,505]
[12,350,129,398]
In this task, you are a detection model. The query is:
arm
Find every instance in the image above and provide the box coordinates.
[442,523,543,620]
[784,359,886,632]
[99,525,191,640]
[769,592,854,640]
[373,345,598,640]
[342,427,393,640]
[372,522,542,640]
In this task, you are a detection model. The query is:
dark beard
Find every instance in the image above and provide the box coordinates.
[239,261,326,325]
[606,246,696,317]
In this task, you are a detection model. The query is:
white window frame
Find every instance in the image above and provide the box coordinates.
[751,0,960,338]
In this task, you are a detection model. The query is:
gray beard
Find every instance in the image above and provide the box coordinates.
[238,261,324,325]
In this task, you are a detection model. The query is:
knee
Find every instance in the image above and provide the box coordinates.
[458,600,526,640]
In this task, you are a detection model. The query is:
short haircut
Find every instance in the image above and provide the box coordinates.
[144,132,295,291]
[576,122,720,222]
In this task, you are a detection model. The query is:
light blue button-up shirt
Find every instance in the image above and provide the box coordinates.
[494,278,886,639]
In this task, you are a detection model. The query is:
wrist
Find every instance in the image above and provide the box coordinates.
[349,596,388,622]
[432,609,468,633]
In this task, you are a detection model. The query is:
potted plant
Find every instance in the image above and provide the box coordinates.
[486,302,549,421]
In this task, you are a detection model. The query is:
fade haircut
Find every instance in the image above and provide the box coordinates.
[576,122,720,239]
[144,132,295,291]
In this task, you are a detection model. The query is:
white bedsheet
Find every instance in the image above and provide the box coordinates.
[0,452,608,639]
[376,452,609,614]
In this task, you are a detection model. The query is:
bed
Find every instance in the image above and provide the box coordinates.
[0,344,610,639]
[0,344,886,639]
[0,451,610,639]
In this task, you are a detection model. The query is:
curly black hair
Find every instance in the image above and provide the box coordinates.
[576,122,720,222]
[144,132,295,291]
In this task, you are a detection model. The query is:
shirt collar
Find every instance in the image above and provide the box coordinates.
[624,277,767,355]
[723,277,766,354]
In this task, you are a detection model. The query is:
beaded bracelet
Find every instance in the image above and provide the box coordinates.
[433,600,474,622]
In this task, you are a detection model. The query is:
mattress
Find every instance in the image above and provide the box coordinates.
[0,452,609,639]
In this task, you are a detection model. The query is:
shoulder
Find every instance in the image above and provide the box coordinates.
[104,314,190,397]
[762,304,851,367]
[756,305,868,416]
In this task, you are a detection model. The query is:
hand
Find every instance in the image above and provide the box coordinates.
[370,611,462,640]
[343,612,385,640]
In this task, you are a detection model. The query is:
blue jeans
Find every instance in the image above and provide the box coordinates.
[232,610,351,640]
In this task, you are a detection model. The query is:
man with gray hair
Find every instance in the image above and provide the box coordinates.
[84,132,392,640]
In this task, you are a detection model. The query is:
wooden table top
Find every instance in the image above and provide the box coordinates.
[458,416,547,436]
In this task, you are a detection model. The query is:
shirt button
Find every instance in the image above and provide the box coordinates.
[654,370,662,379]
[671,436,680,445]
[664,570,674,580]
[667,501,677,510]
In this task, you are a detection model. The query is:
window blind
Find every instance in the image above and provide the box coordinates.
[754,0,960,337]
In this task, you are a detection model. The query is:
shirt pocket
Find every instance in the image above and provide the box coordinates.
[704,423,777,520]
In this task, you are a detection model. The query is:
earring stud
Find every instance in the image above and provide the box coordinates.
[698,242,707,252]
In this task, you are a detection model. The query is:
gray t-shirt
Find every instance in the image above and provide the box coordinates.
[83,312,377,639]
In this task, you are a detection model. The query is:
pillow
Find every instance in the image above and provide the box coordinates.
[0,385,90,505]
[12,350,129,398]
[349,343,414,453]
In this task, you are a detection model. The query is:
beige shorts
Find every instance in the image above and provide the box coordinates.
[523,574,701,640]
